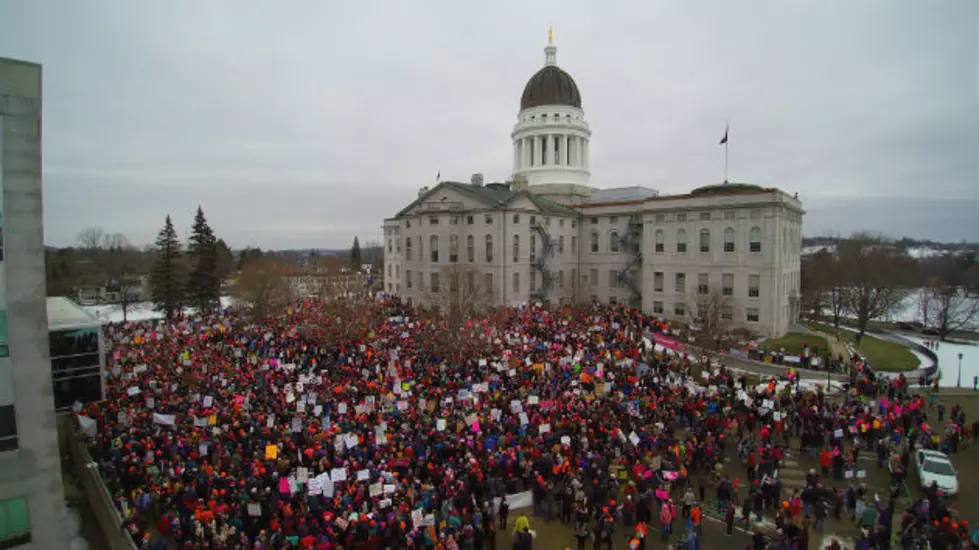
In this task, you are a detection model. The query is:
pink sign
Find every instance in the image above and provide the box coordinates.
[654,334,685,352]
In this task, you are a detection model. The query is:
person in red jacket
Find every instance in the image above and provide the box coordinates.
[820,449,832,475]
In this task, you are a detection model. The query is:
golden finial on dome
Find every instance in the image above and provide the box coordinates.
[548,26,554,44]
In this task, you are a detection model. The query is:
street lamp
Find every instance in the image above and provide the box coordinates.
[957,352,963,388]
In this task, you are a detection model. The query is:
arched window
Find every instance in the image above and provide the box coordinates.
[512,235,520,262]
[405,238,413,261]
[449,235,459,263]
[723,227,736,252]
[430,235,439,263]
[699,229,711,253]
[590,232,599,253]
[654,230,664,253]
[485,234,494,262]
[466,235,475,263]
[610,231,620,253]
[749,226,762,252]
[676,229,687,253]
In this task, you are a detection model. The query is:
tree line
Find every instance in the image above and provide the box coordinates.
[801,234,979,340]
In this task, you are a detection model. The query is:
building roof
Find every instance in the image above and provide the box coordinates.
[689,182,767,196]
[47,297,100,331]
[578,186,659,205]
[520,65,582,110]
[398,181,577,218]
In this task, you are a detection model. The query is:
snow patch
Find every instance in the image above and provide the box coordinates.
[904,336,979,388]
[83,297,234,324]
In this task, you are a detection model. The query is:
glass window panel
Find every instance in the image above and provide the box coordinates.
[51,354,100,376]
[53,373,103,410]
[49,328,99,358]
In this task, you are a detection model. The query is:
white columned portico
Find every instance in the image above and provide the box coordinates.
[561,135,569,166]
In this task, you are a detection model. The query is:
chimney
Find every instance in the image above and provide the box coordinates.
[513,173,529,191]
[418,186,429,198]
[470,173,484,186]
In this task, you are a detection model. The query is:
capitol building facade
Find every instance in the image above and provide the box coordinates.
[382,37,803,337]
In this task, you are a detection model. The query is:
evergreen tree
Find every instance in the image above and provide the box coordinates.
[150,215,184,321]
[351,236,362,270]
[186,206,221,312]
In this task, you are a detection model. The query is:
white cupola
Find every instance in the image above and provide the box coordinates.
[511,30,592,187]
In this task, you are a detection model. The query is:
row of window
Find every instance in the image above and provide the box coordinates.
[392,225,766,262]
[652,272,761,297]
[651,301,761,322]
[649,227,762,254]
[389,207,777,236]
[584,210,764,225]
[399,233,578,264]
[400,214,573,231]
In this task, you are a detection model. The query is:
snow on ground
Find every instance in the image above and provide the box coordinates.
[754,379,845,395]
[904,335,979,388]
[83,297,234,324]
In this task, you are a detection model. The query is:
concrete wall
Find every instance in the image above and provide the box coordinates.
[66,430,138,550]
[0,57,68,549]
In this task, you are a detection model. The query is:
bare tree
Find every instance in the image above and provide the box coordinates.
[922,258,979,339]
[230,258,293,320]
[687,287,733,353]
[361,239,384,273]
[421,264,494,331]
[558,272,592,311]
[917,287,934,327]
[77,227,107,250]
[838,235,916,337]
[76,227,142,320]
[415,265,502,363]
[801,249,834,322]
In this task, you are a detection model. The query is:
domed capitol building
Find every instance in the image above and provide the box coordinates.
[383,34,804,337]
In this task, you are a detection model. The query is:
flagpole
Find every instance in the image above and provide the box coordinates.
[724,121,729,184]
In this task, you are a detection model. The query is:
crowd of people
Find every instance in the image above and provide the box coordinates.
[74,296,979,550]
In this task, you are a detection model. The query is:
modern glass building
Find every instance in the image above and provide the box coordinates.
[46,298,104,411]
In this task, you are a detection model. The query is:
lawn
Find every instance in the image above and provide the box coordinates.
[810,322,921,372]
[762,331,830,355]
[858,333,921,372]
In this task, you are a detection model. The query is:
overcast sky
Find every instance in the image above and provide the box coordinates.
[1,1,976,249]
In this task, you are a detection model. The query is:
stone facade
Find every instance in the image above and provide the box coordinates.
[383,181,802,337]
[0,56,69,549]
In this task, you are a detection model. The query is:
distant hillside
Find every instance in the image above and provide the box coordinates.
[801,236,978,258]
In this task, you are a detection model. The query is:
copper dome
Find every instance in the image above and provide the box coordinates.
[520,65,582,111]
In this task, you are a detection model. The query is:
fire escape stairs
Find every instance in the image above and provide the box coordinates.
[616,216,644,307]
[530,221,554,302]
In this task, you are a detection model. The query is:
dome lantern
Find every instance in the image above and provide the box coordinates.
[511,30,592,188]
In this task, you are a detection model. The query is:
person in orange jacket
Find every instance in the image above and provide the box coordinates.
[691,504,702,536]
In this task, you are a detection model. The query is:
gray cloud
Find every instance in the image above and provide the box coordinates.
[2,0,976,249]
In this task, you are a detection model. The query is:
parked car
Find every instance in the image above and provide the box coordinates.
[914,449,958,496]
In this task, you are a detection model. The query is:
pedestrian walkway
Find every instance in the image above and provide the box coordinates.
[811,328,853,363]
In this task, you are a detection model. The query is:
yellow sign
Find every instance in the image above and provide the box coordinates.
[265,444,278,460]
